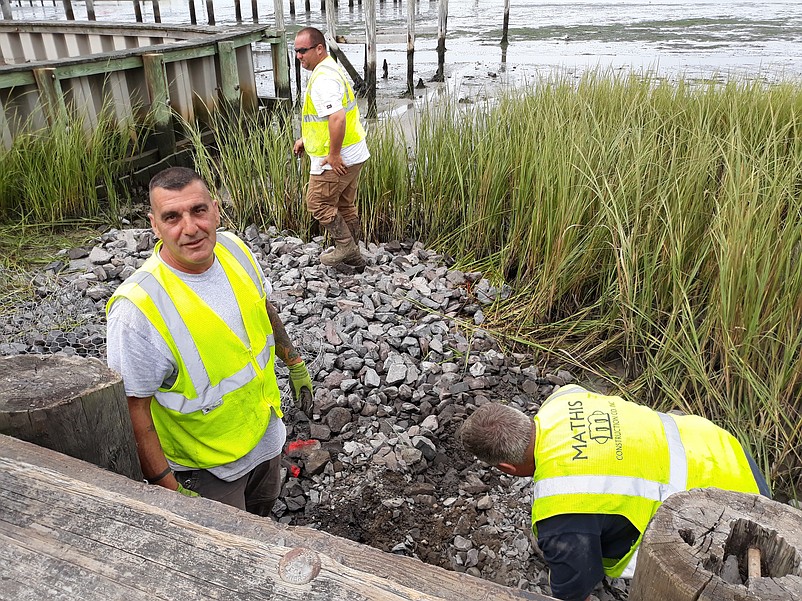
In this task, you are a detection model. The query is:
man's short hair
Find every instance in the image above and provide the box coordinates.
[149,167,205,194]
[460,403,532,466]
[296,26,325,48]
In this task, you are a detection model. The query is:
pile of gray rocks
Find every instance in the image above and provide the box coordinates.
[0,225,628,601]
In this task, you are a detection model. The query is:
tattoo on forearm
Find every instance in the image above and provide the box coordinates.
[266,300,300,364]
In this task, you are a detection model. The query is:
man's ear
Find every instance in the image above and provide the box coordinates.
[497,462,533,477]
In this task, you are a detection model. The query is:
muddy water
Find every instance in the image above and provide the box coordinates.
[10,0,802,104]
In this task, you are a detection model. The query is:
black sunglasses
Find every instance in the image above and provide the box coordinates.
[294,44,319,55]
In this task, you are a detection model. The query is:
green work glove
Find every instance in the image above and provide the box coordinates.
[288,360,314,418]
[176,482,200,498]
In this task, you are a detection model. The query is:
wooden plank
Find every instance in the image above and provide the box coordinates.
[142,52,175,159]
[0,435,552,601]
[32,66,67,124]
[217,40,240,105]
[0,71,36,88]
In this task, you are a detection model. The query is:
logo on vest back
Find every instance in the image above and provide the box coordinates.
[566,399,624,461]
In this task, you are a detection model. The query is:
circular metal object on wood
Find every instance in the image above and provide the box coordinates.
[630,488,802,601]
[278,546,322,584]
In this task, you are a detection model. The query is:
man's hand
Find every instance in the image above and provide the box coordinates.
[321,152,347,175]
[293,138,305,156]
[176,482,200,498]
[288,360,314,418]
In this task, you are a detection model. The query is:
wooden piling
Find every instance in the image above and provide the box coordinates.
[234,0,242,22]
[251,0,258,22]
[0,0,12,20]
[205,0,215,25]
[326,0,336,46]
[142,52,176,160]
[273,0,291,99]
[188,0,196,24]
[501,0,510,46]
[133,0,143,22]
[61,0,74,20]
[85,0,94,19]
[365,0,376,117]
[432,0,447,81]
[289,0,295,16]
[0,355,142,482]
[406,0,414,96]
[152,0,161,23]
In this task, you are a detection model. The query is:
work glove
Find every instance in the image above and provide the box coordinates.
[288,360,314,418]
[176,483,200,498]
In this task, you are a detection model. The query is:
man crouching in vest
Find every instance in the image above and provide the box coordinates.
[292,26,369,274]
[459,385,771,601]
[106,167,314,516]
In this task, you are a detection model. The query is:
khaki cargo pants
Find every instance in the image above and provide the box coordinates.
[305,162,365,225]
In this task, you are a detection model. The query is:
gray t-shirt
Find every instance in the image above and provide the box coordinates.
[106,246,286,482]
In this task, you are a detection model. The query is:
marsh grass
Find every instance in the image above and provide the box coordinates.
[5,72,799,493]
[0,107,136,225]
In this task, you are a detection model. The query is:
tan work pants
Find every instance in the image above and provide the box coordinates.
[305,161,365,225]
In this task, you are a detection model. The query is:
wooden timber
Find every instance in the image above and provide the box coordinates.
[630,488,802,601]
[0,434,554,601]
[0,354,142,482]
[0,20,291,153]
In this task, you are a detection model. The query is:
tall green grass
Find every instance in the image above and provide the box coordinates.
[0,107,136,224]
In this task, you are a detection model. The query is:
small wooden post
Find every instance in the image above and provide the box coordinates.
[289,0,295,16]
[188,0,196,24]
[206,0,215,25]
[273,0,291,99]
[142,53,176,160]
[305,0,310,11]
[432,0,447,81]
[85,0,95,19]
[33,67,67,125]
[217,41,241,106]
[501,0,510,46]
[251,0,258,22]
[364,0,376,117]
[0,355,142,481]
[151,0,161,22]
[406,0,415,96]
[1,0,13,20]
[61,0,74,20]
[325,0,336,50]
[234,0,242,22]
[133,0,143,22]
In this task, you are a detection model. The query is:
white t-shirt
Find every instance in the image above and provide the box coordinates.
[307,60,370,175]
[106,241,286,481]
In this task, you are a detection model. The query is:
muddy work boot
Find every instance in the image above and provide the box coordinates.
[320,214,366,273]
[345,218,362,245]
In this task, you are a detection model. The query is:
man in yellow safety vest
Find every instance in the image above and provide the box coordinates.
[292,26,369,274]
[106,167,314,516]
[459,384,771,601]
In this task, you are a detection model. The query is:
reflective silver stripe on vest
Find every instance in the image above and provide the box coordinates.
[217,232,263,295]
[302,99,359,122]
[533,412,688,502]
[127,266,275,414]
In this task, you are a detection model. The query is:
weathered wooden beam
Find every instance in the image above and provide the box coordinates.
[1,0,13,20]
[187,0,196,23]
[217,40,240,105]
[132,0,142,21]
[205,0,214,25]
[61,0,73,19]
[364,0,376,117]
[501,0,510,46]
[630,488,802,601]
[433,0,447,82]
[151,0,161,22]
[406,0,414,96]
[0,435,553,601]
[324,32,365,93]
[32,67,67,124]
[271,0,290,99]
[85,0,95,20]
[142,52,176,159]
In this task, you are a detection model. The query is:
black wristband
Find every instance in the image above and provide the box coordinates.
[144,466,173,485]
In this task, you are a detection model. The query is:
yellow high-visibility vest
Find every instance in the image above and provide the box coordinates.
[302,56,366,157]
[107,232,282,468]
[532,385,760,578]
